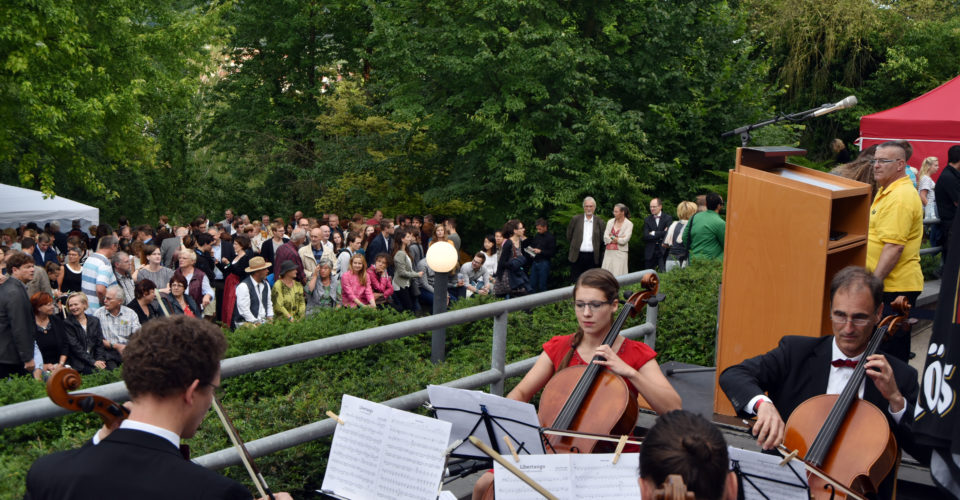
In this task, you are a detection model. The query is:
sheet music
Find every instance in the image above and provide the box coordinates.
[321,394,452,500]
[494,453,640,500]
[428,385,543,458]
[728,446,808,500]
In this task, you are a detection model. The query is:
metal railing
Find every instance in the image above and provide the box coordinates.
[0,270,660,471]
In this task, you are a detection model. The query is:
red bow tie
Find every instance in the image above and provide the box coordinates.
[831,359,858,368]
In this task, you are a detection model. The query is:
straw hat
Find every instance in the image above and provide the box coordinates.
[245,256,272,273]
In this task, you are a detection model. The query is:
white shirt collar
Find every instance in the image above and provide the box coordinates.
[120,419,181,449]
[831,337,864,362]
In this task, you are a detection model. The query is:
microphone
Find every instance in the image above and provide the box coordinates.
[811,95,858,117]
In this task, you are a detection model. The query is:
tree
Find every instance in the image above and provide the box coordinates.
[368,0,771,222]
[0,0,227,216]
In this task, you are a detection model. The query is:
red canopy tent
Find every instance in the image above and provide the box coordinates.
[859,75,960,180]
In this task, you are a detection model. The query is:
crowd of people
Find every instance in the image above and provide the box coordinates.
[0,193,727,382]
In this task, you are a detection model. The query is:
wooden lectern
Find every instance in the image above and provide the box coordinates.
[713,147,871,416]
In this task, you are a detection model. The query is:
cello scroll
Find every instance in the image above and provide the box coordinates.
[45,367,129,427]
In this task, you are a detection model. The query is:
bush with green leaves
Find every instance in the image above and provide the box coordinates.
[0,261,721,498]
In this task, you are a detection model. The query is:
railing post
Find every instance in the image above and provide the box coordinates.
[490,311,508,396]
[644,302,658,349]
[431,272,448,363]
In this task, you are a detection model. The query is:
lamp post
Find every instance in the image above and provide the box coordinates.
[426,241,458,363]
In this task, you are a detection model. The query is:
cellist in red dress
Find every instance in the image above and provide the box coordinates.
[472,268,681,499]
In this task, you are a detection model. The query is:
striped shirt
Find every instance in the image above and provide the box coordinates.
[81,253,116,312]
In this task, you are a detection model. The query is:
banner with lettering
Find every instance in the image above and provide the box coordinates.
[913,215,960,498]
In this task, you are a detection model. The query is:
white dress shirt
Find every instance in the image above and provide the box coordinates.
[579,215,595,253]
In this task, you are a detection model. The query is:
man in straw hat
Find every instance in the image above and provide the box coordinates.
[233,256,273,328]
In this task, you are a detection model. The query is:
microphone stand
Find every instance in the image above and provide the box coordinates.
[721,103,836,147]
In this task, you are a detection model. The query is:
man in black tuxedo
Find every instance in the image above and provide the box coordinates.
[25,316,291,500]
[641,198,672,271]
[719,266,928,498]
[365,219,395,273]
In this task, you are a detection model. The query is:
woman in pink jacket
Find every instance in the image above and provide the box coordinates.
[366,254,394,307]
[341,254,375,308]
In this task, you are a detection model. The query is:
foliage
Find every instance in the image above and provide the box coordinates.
[0,265,721,498]
[0,0,228,217]
[369,0,771,222]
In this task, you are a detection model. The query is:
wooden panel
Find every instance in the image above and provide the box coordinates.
[712,149,870,416]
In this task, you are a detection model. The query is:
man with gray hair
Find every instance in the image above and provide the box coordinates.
[112,251,135,303]
[81,235,119,311]
[274,229,306,284]
[93,285,140,369]
[566,196,605,282]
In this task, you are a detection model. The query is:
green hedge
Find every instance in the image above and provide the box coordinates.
[0,260,722,498]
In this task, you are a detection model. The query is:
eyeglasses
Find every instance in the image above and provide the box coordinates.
[830,312,871,327]
[574,300,614,312]
[868,159,899,165]
[170,283,185,288]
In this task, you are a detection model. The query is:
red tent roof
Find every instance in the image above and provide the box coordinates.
[861,75,960,139]
[859,75,960,178]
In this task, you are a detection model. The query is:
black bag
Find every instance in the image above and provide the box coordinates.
[668,221,688,264]
[493,273,511,296]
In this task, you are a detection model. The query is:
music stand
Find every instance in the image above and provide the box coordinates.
[727,447,809,499]
[427,385,544,460]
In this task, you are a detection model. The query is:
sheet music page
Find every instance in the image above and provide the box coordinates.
[569,453,641,499]
[727,446,808,500]
[321,394,452,500]
[427,384,543,458]
[494,453,641,500]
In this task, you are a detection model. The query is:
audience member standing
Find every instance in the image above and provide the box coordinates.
[112,251,135,304]
[272,261,305,322]
[392,229,422,312]
[233,257,274,327]
[566,196,604,283]
[602,203,635,276]
[935,146,960,260]
[160,226,186,268]
[58,247,84,293]
[445,218,462,251]
[300,227,333,280]
[662,201,698,271]
[259,222,288,268]
[275,230,307,284]
[133,244,174,292]
[81,235,119,312]
[526,219,556,293]
[32,234,58,267]
[641,198,672,271]
[0,252,37,378]
[366,219,394,265]
[32,292,68,372]
[866,141,923,362]
[682,193,725,261]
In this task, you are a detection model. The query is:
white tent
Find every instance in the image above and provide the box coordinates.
[0,183,99,231]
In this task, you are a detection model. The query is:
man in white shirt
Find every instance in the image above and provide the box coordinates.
[566,196,605,283]
[233,257,273,327]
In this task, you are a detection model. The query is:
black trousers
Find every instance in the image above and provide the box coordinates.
[0,363,28,379]
[879,290,921,363]
[570,251,597,283]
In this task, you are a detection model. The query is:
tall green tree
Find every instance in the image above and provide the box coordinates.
[368,0,770,222]
[0,0,227,217]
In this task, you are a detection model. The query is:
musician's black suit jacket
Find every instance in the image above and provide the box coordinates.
[719,335,930,498]
[25,428,250,500]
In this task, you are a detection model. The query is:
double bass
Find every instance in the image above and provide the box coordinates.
[537,273,660,454]
[782,297,910,499]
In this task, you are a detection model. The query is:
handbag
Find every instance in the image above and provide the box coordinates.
[605,242,618,251]
[493,273,512,296]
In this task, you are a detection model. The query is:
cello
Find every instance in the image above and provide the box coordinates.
[782,296,910,499]
[537,273,660,454]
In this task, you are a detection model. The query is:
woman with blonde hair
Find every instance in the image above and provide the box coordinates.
[662,201,698,271]
[918,156,939,220]
[340,253,376,308]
